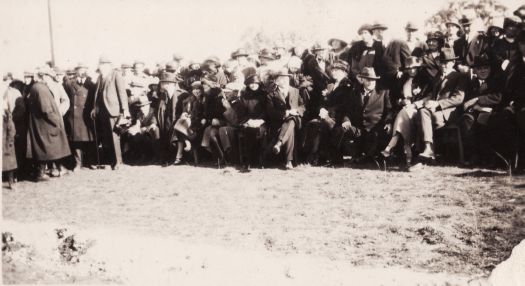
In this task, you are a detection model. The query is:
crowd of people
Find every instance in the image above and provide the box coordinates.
[3,6,525,189]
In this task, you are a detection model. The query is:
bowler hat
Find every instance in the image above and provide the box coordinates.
[402,56,422,70]
[327,38,348,48]
[357,67,380,80]
[357,24,373,35]
[244,75,262,85]
[472,54,491,67]
[437,48,458,62]
[404,22,418,31]
[231,48,249,59]
[158,72,178,83]
[331,60,349,72]
[371,21,388,30]
[459,17,472,27]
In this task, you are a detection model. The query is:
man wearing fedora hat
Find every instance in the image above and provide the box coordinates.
[404,22,428,57]
[26,66,71,181]
[371,21,388,48]
[302,43,331,122]
[155,71,188,166]
[231,48,256,79]
[417,48,468,160]
[88,55,131,170]
[267,68,305,169]
[64,62,96,171]
[302,60,353,165]
[332,67,392,162]
[124,95,159,164]
[459,54,502,165]
[257,48,278,87]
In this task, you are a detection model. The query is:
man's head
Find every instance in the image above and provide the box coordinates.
[23,71,34,85]
[371,22,388,41]
[405,22,418,41]
[158,72,178,95]
[403,56,422,77]
[133,61,145,75]
[98,55,113,77]
[357,67,379,91]
[426,31,444,52]
[258,48,276,66]
[503,17,521,39]
[191,81,203,97]
[53,67,65,82]
[76,63,88,78]
[438,48,457,75]
[328,38,347,50]
[273,69,291,90]
[121,63,132,76]
[331,60,349,82]
[445,20,461,37]
[358,24,374,45]
[37,65,55,85]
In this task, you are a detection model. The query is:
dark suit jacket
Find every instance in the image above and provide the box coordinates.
[64,77,94,142]
[91,70,129,117]
[266,86,305,129]
[383,39,411,77]
[430,71,468,121]
[348,40,385,79]
[341,87,392,132]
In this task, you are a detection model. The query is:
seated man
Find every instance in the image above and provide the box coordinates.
[460,54,502,165]
[332,67,392,162]
[267,69,305,169]
[417,48,468,160]
[302,60,352,165]
[124,96,160,164]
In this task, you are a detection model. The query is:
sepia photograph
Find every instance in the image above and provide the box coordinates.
[1,0,525,285]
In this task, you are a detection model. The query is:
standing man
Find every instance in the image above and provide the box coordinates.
[64,63,95,171]
[88,55,130,170]
[26,66,71,181]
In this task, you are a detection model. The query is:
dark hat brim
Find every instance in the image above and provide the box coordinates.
[357,74,380,80]
[328,38,348,47]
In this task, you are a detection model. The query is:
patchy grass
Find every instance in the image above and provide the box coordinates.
[2,164,525,283]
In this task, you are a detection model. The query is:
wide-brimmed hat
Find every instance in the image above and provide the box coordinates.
[98,55,112,64]
[158,72,178,83]
[258,48,276,60]
[437,48,458,62]
[311,43,326,52]
[472,54,491,68]
[76,62,88,70]
[327,38,348,47]
[135,95,151,107]
[405,22,419,31]
[357,24,373,35]
[357,67,380,80]
[426,31,445,43]
[371,21,388,30]
[203,56,221,67]
[331,60,349,72]
[445,19,462,29]
[402,56,422,70]
[244,74,262,85]
[514,4,525,19]
[504,16,521,29]
[459,17,472,27]
[272,68,292,78]
[231,48,249,59]
[37,65,55,77]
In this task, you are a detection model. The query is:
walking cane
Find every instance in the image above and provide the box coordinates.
[92,114,106,169]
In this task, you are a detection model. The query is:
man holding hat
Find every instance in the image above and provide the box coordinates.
[417,48,467,160]
[267,68,305,169]
[26,65,71,180]
[459,54,502,165]
[88,55,130,170]
[332,67,392,163]
[64,62,95,171]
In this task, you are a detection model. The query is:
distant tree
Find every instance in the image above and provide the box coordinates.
[424,0,508,34]
[239,27,312,55]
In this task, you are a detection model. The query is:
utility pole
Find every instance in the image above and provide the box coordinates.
[47,0,55,67]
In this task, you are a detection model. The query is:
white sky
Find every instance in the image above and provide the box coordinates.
[0,0,521,76]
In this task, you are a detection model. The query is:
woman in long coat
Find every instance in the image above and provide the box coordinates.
[3,85,18,189]
[26,73,71,181]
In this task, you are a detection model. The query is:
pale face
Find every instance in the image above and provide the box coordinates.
[332,69,347,81]
[474,65,490,80]
[275,76,289,89]
[76,68,87,77]
[331,39,343,50]
[427,39,440,52]
[406,29,415,41]
[446,24,459,36]
[192,88,202,97]
[360,30,373,45]
[160,82,175,95]
[439,60,455,74]
[98,63,112,77]
[23,76,33,85]
[362,78,376,91]
[372,29,384,40]
[406,67,418,77]
[248,83,259,91]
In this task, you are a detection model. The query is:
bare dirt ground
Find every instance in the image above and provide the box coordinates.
[2,164,525,285]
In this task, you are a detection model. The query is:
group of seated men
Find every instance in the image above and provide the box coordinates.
[3,11,525,187]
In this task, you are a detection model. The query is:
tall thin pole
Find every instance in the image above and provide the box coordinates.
[47,0,55,66]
